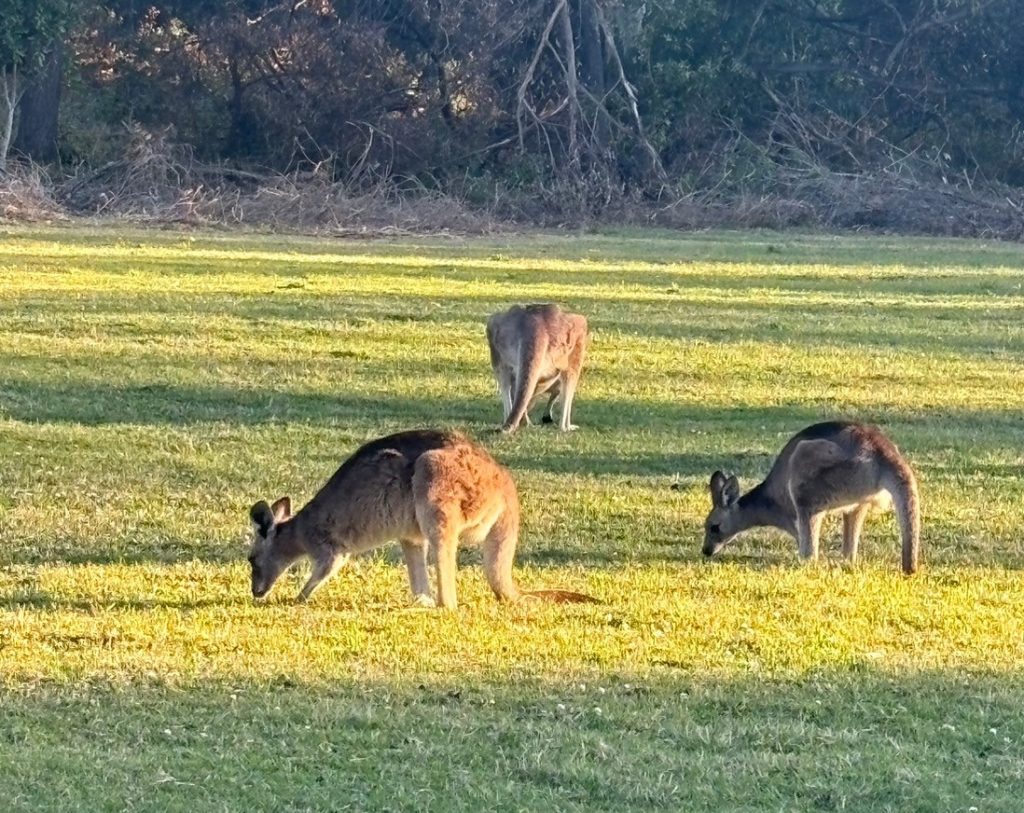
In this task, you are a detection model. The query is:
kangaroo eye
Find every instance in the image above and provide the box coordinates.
[710,524,721,534]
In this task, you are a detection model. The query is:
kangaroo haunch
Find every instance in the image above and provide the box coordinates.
[486,303,588,433]
[702,421,921,574]
[247,429,598,608]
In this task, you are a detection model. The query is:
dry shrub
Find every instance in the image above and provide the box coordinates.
[810,172,1024,239]
[0,162,64,222]
[55,125,499,235]
[3,125,1023,239]
[647,148,1024,239]
[231,172,498,235]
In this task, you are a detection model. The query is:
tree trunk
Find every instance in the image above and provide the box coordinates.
[225,56,248,157]
[557,0,579,164]
[12,44,63,163]
[578,0,611,149]
[0,66,20,173]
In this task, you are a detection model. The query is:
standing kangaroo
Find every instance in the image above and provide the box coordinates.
[247,429,597,608]
[485,304,588,433]
[702,421,920,574]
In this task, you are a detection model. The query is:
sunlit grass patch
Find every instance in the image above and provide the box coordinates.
[1,561,1023,684]
[2,223,1024,810]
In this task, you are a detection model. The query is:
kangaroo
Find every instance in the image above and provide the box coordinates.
[247,429,598,608]
[485,304,588,433]
[702,421,920,574]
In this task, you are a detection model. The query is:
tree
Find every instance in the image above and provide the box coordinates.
[12,41,62,161]
[0,0,76,170]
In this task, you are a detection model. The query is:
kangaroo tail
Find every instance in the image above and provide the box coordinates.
[522,589,602,604]
[483,487,523,601]
[882,459,920,575]
[503,335,545,432]
[482,487,600,604]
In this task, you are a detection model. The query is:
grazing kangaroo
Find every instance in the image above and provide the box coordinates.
[247,429,597,608]
[702,421,920,574]
[485,304,588,433]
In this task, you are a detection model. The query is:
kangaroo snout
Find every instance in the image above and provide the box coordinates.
[702,541,723,558]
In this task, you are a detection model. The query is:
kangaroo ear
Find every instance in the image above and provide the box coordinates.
[722,475,741,507]
[709,471,728,506]
[271,496,292,521]
[249,500,275,537]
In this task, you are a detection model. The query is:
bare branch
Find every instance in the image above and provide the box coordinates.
[516,0,565,153]
[591,0,667,182]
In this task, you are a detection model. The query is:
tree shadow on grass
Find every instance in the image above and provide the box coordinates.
[517,541,792,570]
[1,669,1022,811]
[499,402,1024,476]
[16,227,1024,269]
[0,379,487,427]
[0,524,771,570]
[12,378,1022,459]
[5,378,1024,569]
[14,282,1024,360]
[0,377,827,452]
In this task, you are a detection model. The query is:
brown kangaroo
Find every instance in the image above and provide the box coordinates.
[247,429,598,608]
[702,421,920,574]
[485,304,588,433]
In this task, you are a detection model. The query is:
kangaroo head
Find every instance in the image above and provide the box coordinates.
[247,496,297,599]
[703,470,742,557]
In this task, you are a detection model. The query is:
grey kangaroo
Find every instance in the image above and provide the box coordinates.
[247,429,598,608]
[485,304,588,433]
[702,421,920,574]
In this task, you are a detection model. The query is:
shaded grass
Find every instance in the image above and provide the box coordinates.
[2,224,1024,810]
[3,672,1023,813]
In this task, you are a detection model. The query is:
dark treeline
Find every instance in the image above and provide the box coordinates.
[3,0,1023,230]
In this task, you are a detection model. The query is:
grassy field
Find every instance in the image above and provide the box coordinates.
[1,224,1023,811]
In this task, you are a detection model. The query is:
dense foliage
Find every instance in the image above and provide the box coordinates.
[6,1,1024,217]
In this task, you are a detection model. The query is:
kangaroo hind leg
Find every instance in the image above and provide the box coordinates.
[416,504,462,610]
[842,504,869,562]
[401,539,434,607]
[556,353,583,431]
[412,452,467,610]
[541,380,561,425]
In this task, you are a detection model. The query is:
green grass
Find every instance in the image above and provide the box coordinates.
[1,224,1023,811]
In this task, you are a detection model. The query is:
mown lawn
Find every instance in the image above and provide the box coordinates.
[1,224,1023,811]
